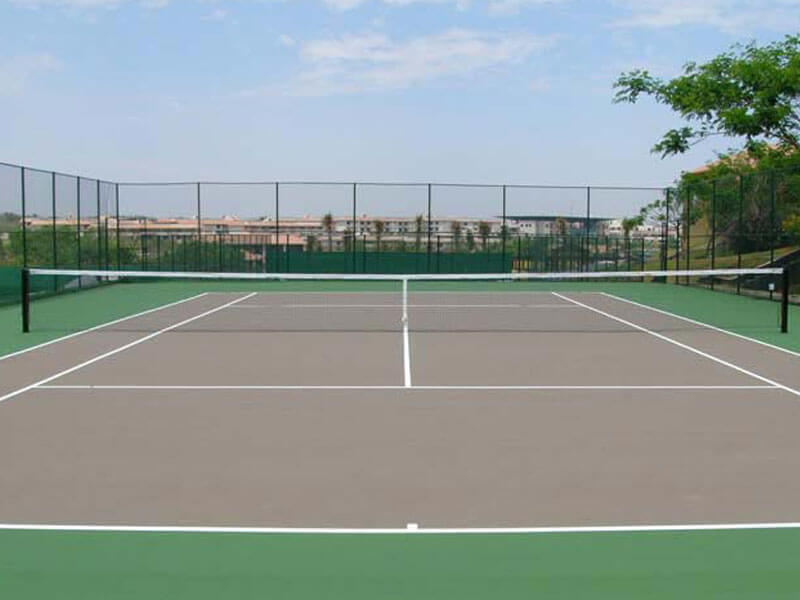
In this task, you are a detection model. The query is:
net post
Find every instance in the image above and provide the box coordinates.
[21,268,30,333]
[781,267,790,334]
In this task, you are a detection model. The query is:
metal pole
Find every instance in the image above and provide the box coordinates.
[51,171,57,269]
[21,167,27,267]
[274,182,280,273]
[781,267,790,333]
[710,180,716,290]
[427,184,432,273]
[502,185,507,272]
[737,175,744,294]
[196,183,202,271]
[685,186,691,284]
[77,177,82,270]
[770,170,777,300]
[661,188,670,280]
[115,183,121,270]
[96,179,101,269]
[585,186,591,272]
[352,183,357,273]
[21,268,30,333]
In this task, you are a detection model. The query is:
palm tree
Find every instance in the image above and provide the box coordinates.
[322,213,334,251]
[373,219,386,252]
[451,221,463,250]
[414,214,425,251]
[478,221,491,251]
[466,229,475,252]
[305,234,318,252]
[343,227,353,252]
[621,216,643,241]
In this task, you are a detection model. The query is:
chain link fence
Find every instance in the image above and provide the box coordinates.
[2,160,798,305]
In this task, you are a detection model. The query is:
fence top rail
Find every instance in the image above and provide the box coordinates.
[0,161,115,186]
[115,180,670,191]
[27,267,784,282]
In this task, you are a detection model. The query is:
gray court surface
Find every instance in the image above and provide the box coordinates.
[2,290,800,528]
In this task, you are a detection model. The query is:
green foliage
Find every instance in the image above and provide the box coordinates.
[322,213,334,251]
[0,212,21,233]
[465,229,475,251]
[621,215,644,239]
[477,221,491,250]
[451,221,463,250]
[615,35,800,157]
[783,214,800,243]
[305,234,319,252]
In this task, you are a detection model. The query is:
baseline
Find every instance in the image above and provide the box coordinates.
[36,384,778,391]
[0,522,799,535]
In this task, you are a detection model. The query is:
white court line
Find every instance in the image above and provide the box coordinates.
[0,521,799,535]
[602,292,800,359]
[0,293,258,405]
[0,293,209,363]
[552,292,800,399]
[205,291,557,295]
[36,384,778,391]
[229,304,579,309]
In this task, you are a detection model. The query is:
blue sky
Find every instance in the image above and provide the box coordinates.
[1,0,798,188]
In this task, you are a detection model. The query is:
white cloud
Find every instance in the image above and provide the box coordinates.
[486,0,568,16]
[10,0,160,6]
[201,8,228,20]
[10,0,571,13]
[321,0,567,12]
[0,53,60,96]
[277,34,296,47]
[612,0,800,32]
[280,29,556,95]
[528,76,551,92]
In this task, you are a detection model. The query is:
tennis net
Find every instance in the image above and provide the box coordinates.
[21,267,790,335]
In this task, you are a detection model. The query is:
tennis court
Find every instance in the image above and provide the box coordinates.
[3,268,800,532]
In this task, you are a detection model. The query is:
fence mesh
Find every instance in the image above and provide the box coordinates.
[2,161,799,308]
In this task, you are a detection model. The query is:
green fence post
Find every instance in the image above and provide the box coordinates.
[51,171,57,270]
[711,179,717,290]
[737,174,744,294]
[77,177,82,270]
[115,183,121,270]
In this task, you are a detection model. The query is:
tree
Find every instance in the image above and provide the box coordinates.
[343,227,353,252]
[621,216,643,241]
[305,234,318,252]
[322,213,334,251]
[555,217,568,236]
[784,214,800,243]
[372,219,386,252]
[614,35,800,157]
[414,214,425,251]
[477,221,491,251]
[451,221,463,250]
[466,229,475,252]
